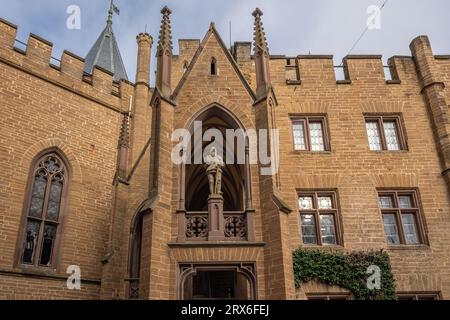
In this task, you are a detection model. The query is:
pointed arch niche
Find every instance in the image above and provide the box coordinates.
[126,207,152,299]
[177,104,255,242]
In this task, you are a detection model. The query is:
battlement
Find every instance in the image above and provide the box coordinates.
[0,17,134,113]
[265,53,419,86]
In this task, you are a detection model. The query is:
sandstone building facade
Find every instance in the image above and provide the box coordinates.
[0,6,450,300]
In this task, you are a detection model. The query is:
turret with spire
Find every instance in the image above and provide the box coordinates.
[84,0,128,81]
[155,6,173,98]
[252,8,272,98]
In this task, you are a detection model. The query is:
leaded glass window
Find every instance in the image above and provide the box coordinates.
[378,191,424,246]
[366,121,382,151]
[320,214,337,245]
[21,152,68,267]
[382,214,400,244]
[301,215,317,245]
[293,121,306,150]
[291,116,329,151]
[401,214,419,244]
[309,122,325,151]
[383,121,400,150]
[365,115,406,151]
[299,191,340,246]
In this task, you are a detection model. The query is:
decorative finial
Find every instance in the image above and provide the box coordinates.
[118,111,130,148]
[158,6,173,51]
[252,8,268,51]
[252,8,263,18]
[107,0,120,26]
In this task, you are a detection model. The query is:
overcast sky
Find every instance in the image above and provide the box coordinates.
[1,0,449,82]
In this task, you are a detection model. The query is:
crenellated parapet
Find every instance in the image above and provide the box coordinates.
[0,17,134,113]
[264,54,418,86]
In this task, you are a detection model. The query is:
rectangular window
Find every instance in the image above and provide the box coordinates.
[378,191,425,245]
[299,191,341,246]
[292,116,329,151]
[365,115,406,151]
[397,293,440,300]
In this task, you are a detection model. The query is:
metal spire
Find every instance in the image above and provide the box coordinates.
[83,0,128,81]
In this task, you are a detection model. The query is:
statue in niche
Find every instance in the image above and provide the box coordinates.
[204,147,224,196]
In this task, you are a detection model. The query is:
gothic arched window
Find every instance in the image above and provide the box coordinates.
[210,57,217,75]
[20,151,69,267]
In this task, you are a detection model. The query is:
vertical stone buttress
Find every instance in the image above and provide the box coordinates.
[410,36,450,193]
[130,33,154,299]
[145,6,175,299]
[252,8,295,299]
[100,32,153,300]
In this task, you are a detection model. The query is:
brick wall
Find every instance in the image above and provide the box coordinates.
[1,14,450,300]
[0,18,132,299]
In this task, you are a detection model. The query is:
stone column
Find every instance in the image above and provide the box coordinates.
[208,195,225,241]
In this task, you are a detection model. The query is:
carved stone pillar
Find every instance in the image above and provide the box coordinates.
[244,146,253,210]
[208,195,225,241]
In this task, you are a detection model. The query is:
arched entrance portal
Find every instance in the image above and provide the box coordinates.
[178,263,257,300]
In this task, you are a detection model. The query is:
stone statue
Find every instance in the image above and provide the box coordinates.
[204,147,224,196]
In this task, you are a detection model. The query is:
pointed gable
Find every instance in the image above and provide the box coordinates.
[171,23,256,102]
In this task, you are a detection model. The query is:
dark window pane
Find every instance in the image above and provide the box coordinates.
[43,156,61,173]
[417,296,438,300]
[383,214,400,244]
[46,174,63,221]
[28,172,47,218]
[21,220,40,264]
[401,213,419,244]
[39,224,57,266]
[301,214,317,244]
[320,214,337,245]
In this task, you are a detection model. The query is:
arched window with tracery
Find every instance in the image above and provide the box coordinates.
[20,151,69,267]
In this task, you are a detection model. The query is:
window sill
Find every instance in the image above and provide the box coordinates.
[368,150,409,153]
[301,245,345,251]
[387,244,430,251]
[286,79,301,85]
[15,264,58,275]
[292,150,332,155]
